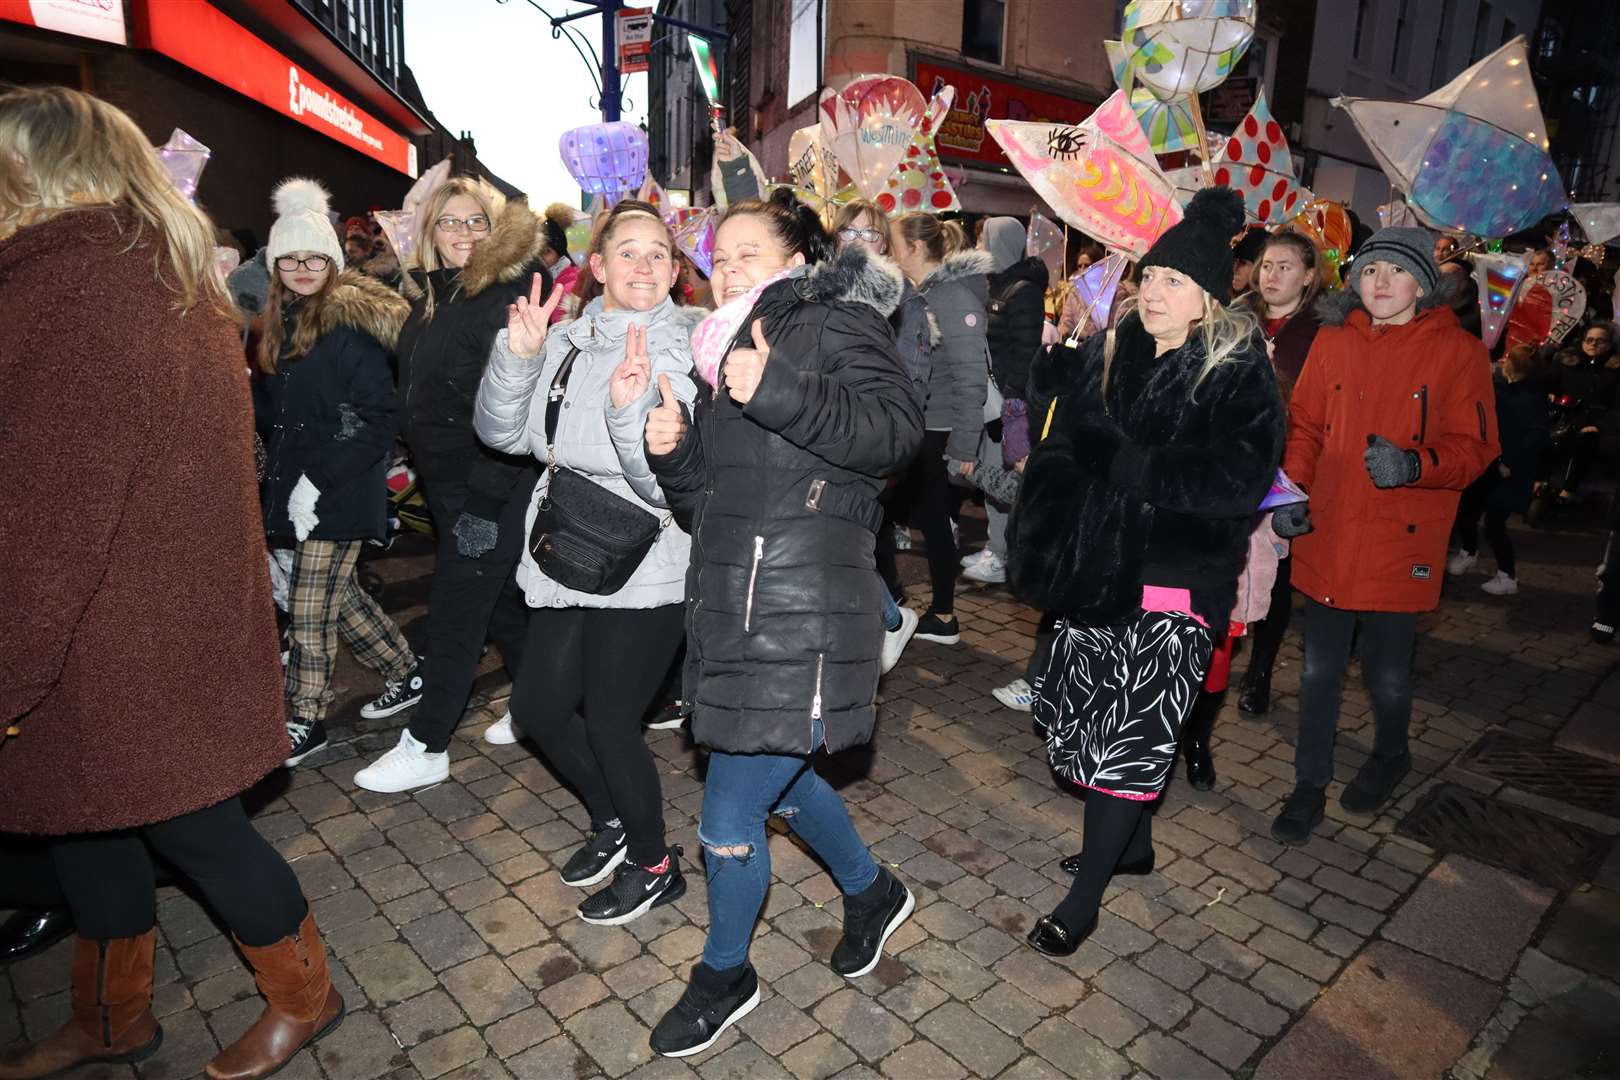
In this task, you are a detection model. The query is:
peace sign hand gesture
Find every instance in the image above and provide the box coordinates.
[506,272,566,359]
[609,323,652,409]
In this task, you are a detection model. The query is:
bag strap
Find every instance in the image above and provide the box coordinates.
[1039,326,1118,444]
[543,345,582,465]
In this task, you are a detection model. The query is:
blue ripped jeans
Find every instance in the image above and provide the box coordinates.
[699,722,880,972]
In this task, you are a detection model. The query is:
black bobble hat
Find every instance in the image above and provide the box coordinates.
[1139,186,1248,302]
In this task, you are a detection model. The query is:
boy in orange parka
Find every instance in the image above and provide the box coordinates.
[1268,227,1498,845]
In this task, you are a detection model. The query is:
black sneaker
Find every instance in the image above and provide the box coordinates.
[1270,784,1326,846]
[649,963,761,1058]
[913,612,961,645]
[1593,621,1615,645]
[1339,753,1411,815]
[578,848,687,926]
[285,718,328,767]
[830,868,915,978]
[360,662,424,720]
[646,700,692,731]
[560,824,628,887]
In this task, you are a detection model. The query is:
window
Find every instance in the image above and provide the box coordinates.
[962,0,1006,65]
[787,0,821,107]
[1432,0,1456,86]
[1351,0,1372,59]
[1471,2,1493,62]
[1392,0,1412,78]
[1537,18,1561,60]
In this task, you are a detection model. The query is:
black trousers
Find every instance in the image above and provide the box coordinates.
[1294,599,1418,788]
[1456,482,1515,576]
[1,798,306,947]
[410,477,536,753]
[901,430,959,617]
[1244,555,1294,680]
[509,605,685,867]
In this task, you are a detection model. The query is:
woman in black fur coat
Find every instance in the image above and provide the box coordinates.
[1008,188,1285,956]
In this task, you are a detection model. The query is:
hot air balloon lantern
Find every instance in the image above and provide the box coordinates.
[559,122,649,208]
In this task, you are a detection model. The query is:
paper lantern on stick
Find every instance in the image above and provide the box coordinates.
[1166,90,1304,224]
[1290,198,1353,287]
[788,124,843,202]
[986,91,1182,259]
[1105,0,1256,101]
[1067,252,1129,340]
[1505,269,1587,350]
[156,129,211,203]
[883,85,960,214]
[1572,203,1620,246]
[819,76,927,203]
[1472,251,1528,349]
[1127,88,1201,153]
[1334,37,1565,238]
[674,208,716,277]
[559,122,648,207]
[1026,210,1064,282]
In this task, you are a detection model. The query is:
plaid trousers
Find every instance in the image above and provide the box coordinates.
[286,540,415,723]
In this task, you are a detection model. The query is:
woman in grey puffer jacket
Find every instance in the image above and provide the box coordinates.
[891,213,991,643]
[474,201,701,928]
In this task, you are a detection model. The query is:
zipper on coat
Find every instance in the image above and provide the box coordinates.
[810,653,825,745]
[743,535,765,632]
[1417,384,1428,443]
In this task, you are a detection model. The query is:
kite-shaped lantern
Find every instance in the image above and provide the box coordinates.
[1571,203,1620,247]
[1166,89,1305,224]
[819,76,928,204]
[882,85,961,214]
[1127,88,1201,153]
[1334,36,1565,238]
[1026,209,1064,282]
[987,91,1183,259]
[156,129,211,204]
[1472,251,1528,350]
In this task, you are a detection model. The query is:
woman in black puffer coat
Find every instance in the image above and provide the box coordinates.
[641,190,924,1058]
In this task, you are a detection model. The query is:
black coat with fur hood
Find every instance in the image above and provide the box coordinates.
[398,196,550,519]
[650,246,925,756]
[254,271,409,542]
[1009,312,1284,629]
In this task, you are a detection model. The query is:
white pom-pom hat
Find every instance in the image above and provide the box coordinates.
[267,177,343,269]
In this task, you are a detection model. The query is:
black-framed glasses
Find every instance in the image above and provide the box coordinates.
[838,227,884,244]
[274,254,331,272]
[435,214,491,234]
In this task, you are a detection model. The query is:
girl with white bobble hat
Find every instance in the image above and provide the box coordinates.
[254,177,421,767]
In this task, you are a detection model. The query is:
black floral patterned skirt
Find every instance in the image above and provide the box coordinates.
[1032,609,1213,800]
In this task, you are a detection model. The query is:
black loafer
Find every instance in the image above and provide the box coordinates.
[1027,913,1096,957]
[0,907,74,966]
[1059,850,1155,877]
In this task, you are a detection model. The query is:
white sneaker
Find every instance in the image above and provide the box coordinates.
[353,729,449,793]
[962,551,1007,584]
[1481,571,1519,595]
[893,525,913,551]
[483,711,518,745]
[881,607,920,674]
[961,548,988,569]
[992,678,1035,712]
[1447,550,1478,576]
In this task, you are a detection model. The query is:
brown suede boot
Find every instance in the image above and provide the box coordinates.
[0,929,162,1079]
[204,909,343,1080]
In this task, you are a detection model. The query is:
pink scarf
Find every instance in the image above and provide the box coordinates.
[689,268,794,388]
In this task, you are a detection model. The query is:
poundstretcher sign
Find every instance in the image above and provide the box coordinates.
[137,0,416,177]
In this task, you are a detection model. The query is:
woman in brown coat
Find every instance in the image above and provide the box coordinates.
[0,86,342,1080]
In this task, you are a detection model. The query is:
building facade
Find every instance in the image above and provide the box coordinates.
[648,0,729,205]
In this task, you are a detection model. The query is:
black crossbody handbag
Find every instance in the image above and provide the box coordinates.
[527,345,666,595]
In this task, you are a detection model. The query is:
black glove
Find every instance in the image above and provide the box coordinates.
[1364,435,1421,489]
[452,513,499,559]
[1273,502,1313,538]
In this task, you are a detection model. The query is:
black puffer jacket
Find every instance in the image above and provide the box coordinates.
[1010,313,1284,629]
[986,254,1049,399]
[397,197,549,519]
[650,246,924,755]
[254,271,409,542]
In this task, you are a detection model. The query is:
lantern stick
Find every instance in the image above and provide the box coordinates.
[1187,93,1215,186]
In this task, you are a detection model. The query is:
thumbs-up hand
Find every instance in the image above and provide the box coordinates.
[609,323,651,409]
[506,273,566,359]
[722,319,771,406]
[645,374,688,457]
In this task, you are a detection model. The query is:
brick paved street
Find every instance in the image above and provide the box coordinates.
[4,513,1618,1079]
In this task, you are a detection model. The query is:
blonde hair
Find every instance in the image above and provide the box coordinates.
[1111,288,1260,391]
[411,176,502,321]
[895,212,966,263]
[0,84,227,313]
[830,199,890,255]
[256,267,339,374]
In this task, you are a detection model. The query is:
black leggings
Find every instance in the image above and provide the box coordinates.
[1456,483,1516,577]
[509,605,685,867]
[1053,793,1151,931]
[1244,555,1294,681]
[904,430,959,617]
[1,798,306,947]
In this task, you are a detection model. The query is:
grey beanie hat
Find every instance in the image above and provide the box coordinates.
[1352,227,1440,294]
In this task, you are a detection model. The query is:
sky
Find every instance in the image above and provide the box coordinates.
[403,0,648,203]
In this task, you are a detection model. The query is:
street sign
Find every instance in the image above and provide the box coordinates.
[617,7,652,75]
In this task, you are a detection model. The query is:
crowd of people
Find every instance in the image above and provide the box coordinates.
[2,82,1618,1074]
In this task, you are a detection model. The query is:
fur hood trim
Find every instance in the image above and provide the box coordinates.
[321,270,411,351]
[926,309,943,348]
[798,244,906,318]
[1313,273,1458,327]
[922,249,996,289]
[401,196,544,301]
